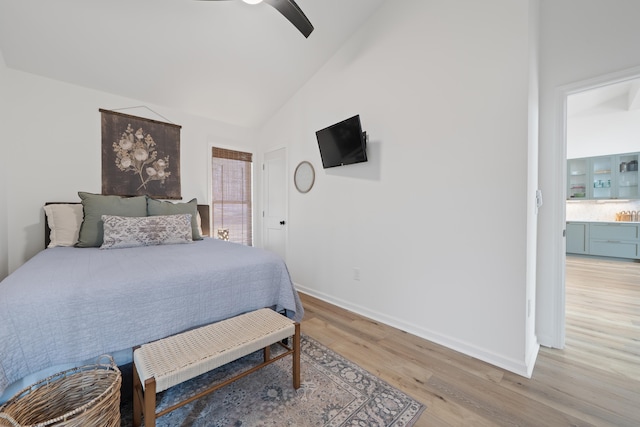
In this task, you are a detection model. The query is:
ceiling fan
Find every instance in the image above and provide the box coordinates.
[200,0,314,38]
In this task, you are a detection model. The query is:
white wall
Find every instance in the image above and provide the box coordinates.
[258,0,537,376]
[538,0,640,347]
[1,68,256,276]
[567,95,640,159]
[0,50,8,280]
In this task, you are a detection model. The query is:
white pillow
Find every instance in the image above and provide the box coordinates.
[100,214,193,249]
[43,204,83,248]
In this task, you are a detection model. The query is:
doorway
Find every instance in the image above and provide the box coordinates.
[557,67,640,348]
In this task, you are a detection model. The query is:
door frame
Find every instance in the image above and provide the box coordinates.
[552,65,640,348]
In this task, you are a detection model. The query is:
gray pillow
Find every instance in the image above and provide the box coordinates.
[147,198,203,240]
[76,192,148,247]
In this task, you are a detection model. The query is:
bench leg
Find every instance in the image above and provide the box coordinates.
[293,323,301,389]
[144,378,157,427]
[133,361,142,427]
[133,362,158,427]
[264,345,271,362]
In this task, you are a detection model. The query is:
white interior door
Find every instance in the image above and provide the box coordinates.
[263,148,287,260]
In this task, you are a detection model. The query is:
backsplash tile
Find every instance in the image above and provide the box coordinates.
[566,200,640,221]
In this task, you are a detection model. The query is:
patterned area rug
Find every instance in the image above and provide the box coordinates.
[120,335,425,426]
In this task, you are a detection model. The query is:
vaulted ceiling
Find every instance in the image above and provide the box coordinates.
[568,78,640,117]
[0,0,387,127]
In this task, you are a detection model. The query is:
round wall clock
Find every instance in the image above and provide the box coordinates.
[294,161,315,193]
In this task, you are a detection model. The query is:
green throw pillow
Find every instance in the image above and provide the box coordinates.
[147,198,203,240]
[76,192,148,247]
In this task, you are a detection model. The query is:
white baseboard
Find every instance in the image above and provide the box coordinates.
[296,284,537,379]
[525,341,540,378]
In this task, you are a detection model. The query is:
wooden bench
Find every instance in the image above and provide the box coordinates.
[132,308,300,427]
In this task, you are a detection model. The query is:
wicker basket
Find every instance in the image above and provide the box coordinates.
[0,356,121,427]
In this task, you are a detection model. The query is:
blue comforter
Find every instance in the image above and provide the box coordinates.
[0,238,303,396]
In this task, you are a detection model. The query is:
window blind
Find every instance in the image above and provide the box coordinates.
[211,147,253,246]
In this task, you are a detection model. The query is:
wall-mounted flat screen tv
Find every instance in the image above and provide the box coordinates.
[316,115,367,169]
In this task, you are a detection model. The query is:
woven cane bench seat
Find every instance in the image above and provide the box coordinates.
[132,308,300,427]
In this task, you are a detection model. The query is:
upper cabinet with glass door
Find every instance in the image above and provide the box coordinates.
[591,155,614,199]
[568,158,589,199]
[616,153,639,199]
[568,152,640,200]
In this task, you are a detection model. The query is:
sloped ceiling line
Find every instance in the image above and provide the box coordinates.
[0,0,387,127]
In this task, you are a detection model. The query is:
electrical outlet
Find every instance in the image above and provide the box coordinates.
[353,268,361,281]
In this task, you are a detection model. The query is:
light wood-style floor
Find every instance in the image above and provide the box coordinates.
[299,255,640,426]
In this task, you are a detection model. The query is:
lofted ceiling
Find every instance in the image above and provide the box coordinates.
[0,0,386,128]
[568,78,640,117]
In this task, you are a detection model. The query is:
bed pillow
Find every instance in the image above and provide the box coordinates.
[146,198,203,240]
[100,214,193,249]
[76,192,148,247]
[43,204,83,248]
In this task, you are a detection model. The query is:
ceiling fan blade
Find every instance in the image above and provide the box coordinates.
[264,0,314,38]
[197,0,314,38]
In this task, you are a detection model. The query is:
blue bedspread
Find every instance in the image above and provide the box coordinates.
[0,238,303,396]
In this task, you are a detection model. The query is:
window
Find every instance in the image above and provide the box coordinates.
[211,147,253,246]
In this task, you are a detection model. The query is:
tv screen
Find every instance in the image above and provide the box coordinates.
[316,115,367,169]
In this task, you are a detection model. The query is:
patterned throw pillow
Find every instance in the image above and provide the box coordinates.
[100,214,193,249]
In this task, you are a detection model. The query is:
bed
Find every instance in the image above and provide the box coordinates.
[0,196,303,400]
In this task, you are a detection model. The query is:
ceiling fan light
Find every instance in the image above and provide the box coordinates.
[242,0,263,4]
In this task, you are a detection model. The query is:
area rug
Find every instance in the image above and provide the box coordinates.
[120,335,425,426]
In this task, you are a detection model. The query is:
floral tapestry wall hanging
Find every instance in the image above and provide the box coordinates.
[100,109,181,199]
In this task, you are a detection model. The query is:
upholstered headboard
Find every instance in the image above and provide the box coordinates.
[44,202,211,248]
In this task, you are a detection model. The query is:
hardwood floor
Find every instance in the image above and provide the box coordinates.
[299,255,640,426]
